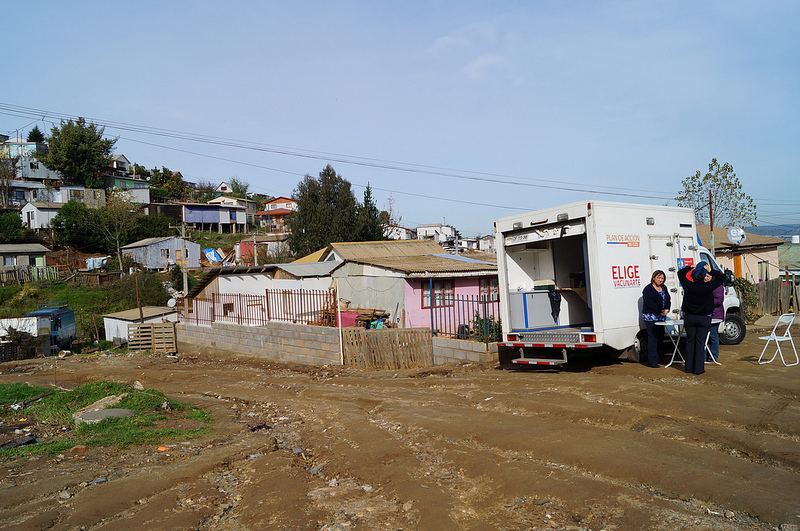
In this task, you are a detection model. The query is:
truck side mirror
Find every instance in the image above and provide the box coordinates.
[724,269,735,287]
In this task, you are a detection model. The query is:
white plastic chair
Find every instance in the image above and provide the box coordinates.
[758,313,799,366]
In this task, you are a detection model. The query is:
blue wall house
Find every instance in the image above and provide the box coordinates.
[153,202,247,234]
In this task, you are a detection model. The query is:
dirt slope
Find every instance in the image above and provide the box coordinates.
[1,326,798,530]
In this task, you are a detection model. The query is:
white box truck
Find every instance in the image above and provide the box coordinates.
[494,200,745,365]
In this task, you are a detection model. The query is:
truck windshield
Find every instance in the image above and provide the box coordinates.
[700,251,721,272]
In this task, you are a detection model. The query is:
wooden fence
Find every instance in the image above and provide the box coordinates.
[127,322,177,353]
[0,266,65,284]
[341,328,433,369]
[752,278,799,316]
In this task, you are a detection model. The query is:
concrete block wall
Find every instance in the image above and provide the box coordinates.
[177,322,342,365]
[433,337,499,365]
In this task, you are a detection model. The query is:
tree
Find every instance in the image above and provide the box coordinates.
[287,165,359,257]
[26,126,45,143]
[51,200,102,251]
[676,159,756,228]
[131,213,175,241]
[36,118,117,188]
[0,151,19,207]
[90,192,140,266]
[379,195,402,236]
[193,180,216,203]
[130,163,150,179]
[356,184,384,241]
[0,212,24,242]
[150,167,188,199]
[229,177,250,199]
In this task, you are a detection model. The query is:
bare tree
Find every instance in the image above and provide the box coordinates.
[90,191,140,268]
[0,151,20,207]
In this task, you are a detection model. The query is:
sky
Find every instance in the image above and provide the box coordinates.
[2,1,799,237]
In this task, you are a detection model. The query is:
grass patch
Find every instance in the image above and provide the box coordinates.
[0,381,213,460]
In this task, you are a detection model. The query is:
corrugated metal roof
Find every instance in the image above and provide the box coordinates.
[121,236,179,249]
[25,202,64,209]
[279,261,341,277]
[103,306,177,321]
[329,240,444,260]
[292,248,326,263]
[779,243,800,268]
[351,254,497,275]
[696,225,785,250]
[0,243,50,254]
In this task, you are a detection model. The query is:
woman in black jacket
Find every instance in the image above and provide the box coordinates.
[678,262,725,375]
[641,270,671,367]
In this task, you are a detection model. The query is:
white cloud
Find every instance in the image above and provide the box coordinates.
[463,53,511,80]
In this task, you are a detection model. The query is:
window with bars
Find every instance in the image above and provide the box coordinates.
[479,278,499,302]
[422,280,454,308]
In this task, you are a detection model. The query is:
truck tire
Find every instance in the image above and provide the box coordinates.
[628,330,648,362]
[720,314,746,345]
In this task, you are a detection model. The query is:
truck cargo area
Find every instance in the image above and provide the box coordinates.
[503,223,598,352]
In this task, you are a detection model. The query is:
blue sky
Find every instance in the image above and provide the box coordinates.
[3,1,798,236]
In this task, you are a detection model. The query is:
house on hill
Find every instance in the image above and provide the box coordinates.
[255,197,297,233]
[121,237,201,270]
[696,225,785,282]
[184,239,498,330]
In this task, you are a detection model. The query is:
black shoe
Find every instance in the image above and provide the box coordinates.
[647,363,659,368]
[693,371,705,375]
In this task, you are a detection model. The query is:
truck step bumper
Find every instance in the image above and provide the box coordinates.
[512,357,565,366]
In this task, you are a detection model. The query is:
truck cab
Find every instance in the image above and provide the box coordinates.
[697,248,746,345]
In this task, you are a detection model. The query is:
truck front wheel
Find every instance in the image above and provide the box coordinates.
[720,314,746,345]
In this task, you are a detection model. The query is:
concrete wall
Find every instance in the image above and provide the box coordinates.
[433,337,498,366]
[177,321,342,365]
[177,321,498,368]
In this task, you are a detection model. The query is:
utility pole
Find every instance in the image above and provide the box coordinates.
[709,189,715,255]
[181,223,188,297]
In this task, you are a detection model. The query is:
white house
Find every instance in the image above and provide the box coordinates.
[384,225,415,240]
[103,306,178,344]
[21,202,63,230]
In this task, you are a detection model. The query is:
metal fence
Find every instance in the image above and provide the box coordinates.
[429,295,501,342]
[178,289,335,327]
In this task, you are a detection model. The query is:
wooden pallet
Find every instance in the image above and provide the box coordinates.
[127,322,176,353]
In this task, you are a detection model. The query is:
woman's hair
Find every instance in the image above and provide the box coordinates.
[651,270,666,283]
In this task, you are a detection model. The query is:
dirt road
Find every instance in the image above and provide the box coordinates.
[1,325,799,530]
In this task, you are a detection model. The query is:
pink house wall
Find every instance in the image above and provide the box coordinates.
[403,277,487,329]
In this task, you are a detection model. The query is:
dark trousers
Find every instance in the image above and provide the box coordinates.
[684,313,711,374]
[644,321,664,366]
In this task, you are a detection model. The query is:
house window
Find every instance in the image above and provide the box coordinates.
[70,189,83,199]
[160,248,170,259]
[479,278,499,302]
[29,162,39,170]
[422,280,454,308]
[222,303,234,316]
[758,260,770,282]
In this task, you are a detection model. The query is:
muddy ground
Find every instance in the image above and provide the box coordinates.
[1,324,799,531]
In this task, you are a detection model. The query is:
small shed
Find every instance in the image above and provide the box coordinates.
[21,202,63,230]
[0,243,49,267]
[103,306,178,344]
[121,237,201,270]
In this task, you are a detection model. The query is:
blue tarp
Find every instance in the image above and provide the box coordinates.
[203,248,222,263]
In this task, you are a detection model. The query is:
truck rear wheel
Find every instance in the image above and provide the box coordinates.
[628,330,648,362]
[720,314,746,345]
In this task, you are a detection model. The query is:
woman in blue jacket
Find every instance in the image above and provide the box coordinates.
[641,270,671,367]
